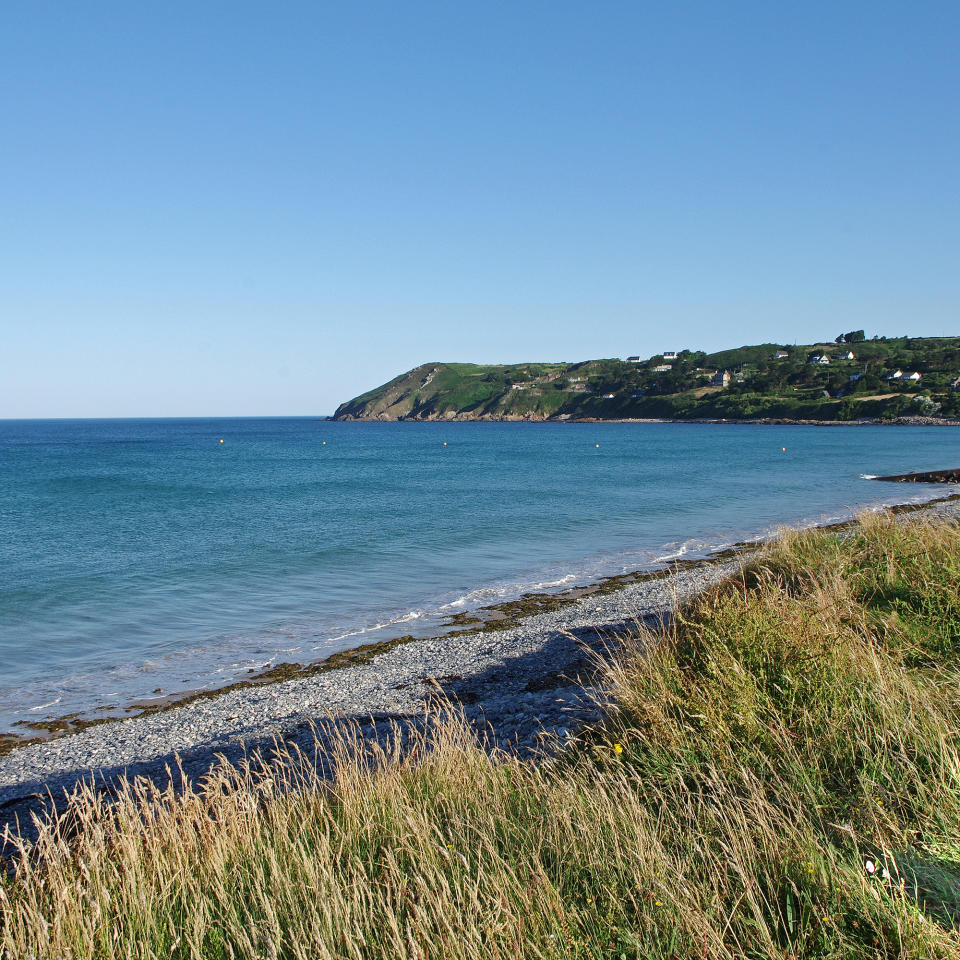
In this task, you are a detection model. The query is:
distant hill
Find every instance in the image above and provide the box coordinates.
[333,336,960,422]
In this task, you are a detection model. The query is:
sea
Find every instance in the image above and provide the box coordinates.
[1,417,957,736]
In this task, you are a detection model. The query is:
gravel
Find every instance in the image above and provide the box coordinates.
[0,558,738,837]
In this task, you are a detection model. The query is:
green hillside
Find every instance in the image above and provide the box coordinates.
[333,335,960,422]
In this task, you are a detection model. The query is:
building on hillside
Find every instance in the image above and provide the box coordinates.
[904,371,922,381]
[849,372,863,382]
[885,369,921,381]
[601,393,616,399]
[712,369,731,387]
[651,364,673,373]
[626,356,642,363]
[774,350,790,359]
[950,377,960,392]
[808,354,830,365]
[841,351,856,360]
[662,351,679,360]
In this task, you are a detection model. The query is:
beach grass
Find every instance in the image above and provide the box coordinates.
[3,512,960,958]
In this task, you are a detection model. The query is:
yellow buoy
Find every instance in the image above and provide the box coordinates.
[443,442,447,446]
[782,447,786,452]
[595,444,599,448]
[219,439,224,444]
[322,441,326,445]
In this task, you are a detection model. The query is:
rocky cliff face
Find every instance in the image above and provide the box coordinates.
[332,362,574,421]
[333,364,443,420]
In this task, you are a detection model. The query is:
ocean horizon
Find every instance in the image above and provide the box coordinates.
[1,417,956,736]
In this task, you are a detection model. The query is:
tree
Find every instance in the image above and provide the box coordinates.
[837,398,859,420]
[911,395,942,416]
[843,330,866,343]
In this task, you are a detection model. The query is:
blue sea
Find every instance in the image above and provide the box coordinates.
[1,418,957,735]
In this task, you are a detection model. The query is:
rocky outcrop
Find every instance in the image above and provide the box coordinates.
[333,364,443,421]
[874,468,960,484]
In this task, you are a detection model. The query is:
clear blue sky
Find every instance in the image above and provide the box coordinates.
[2,1,957,417]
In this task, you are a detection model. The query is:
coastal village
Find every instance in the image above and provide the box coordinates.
[623,333,940,399]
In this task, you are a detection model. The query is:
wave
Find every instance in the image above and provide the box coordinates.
[321,610,425,647]
[649,538,710,563]
[28,697,62,712]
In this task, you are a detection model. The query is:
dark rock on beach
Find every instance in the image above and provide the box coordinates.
[874,467,960,484]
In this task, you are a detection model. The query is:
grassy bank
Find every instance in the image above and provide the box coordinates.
[3,512,960,958]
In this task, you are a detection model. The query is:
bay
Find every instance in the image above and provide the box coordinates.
[0,417,956,734]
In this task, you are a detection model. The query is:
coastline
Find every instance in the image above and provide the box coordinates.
[0,540,759,753]
[6,476,956,756]
[334,414,960,426]
[2,489,958,841]
[567,416,960,426]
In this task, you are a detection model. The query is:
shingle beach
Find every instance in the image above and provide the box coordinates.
[3,494,958,844]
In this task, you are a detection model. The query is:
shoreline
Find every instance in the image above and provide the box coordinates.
[0,538,764,756]
[335,415,960,426]
[2,490,959,840]
[6,481,957,756]
[0,554,738,838]
[3,486,959,757]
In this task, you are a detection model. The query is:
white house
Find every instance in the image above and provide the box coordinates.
[712,370,731,387]
[886,370,903,380]
[662,351,679,360]
[841,351,856,360]
[774,350,790,359]
[626,356,642,363]
[809,354,830,365]
[651,364,673,373]
[904,371,922,381]
[601,393,616,399]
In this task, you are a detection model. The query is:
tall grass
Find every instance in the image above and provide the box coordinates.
[3,512,960,958]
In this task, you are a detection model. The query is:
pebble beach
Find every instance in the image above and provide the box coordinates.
[0,556,739,838]
[2,494,958,846]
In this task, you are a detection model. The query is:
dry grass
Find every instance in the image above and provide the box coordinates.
[3,512,960,958]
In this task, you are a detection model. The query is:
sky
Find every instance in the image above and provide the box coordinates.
[1,1,958,417]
